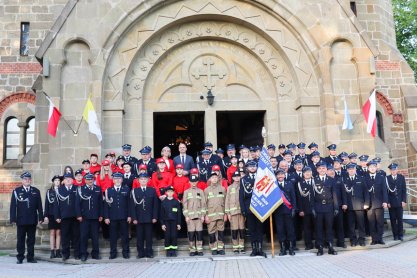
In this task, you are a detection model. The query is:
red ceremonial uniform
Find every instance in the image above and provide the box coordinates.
[172,175,189,198]
[162,158,175,174]
[151,170,173,197]
[227,165,238,184]
[96,174,114,192]
[89,163,101,174]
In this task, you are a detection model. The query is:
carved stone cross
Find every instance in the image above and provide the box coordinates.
[192,57,226,90]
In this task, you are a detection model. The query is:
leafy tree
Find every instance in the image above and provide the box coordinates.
[392,0,417,81]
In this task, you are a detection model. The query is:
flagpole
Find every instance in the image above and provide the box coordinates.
[261,127,275,258]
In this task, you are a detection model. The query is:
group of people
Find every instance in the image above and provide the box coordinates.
[10,141,407,264]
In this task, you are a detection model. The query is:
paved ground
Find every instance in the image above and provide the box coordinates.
[1,239,417,278]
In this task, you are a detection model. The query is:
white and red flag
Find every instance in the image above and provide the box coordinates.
[46,96,61,137]
[362,89,376,137]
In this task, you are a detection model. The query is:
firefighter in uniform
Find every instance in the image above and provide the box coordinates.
[76,173,103,261]
[296,166,315,250]
[344,163,370,246]
[130,173,159,258]
[160,186,182,257]
[10,172,43,264]
[312,162,338,256]
[365,160,388,245]
[205,172,227,255]
[274,168,297,256]
[182,175,206,256]
[225,171,245,254]
[55,173,80,261]
[239,160,267,257]
[103,172,131,259]
[386,163,407,241]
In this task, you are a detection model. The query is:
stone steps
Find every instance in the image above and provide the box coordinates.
[9,230,417,264]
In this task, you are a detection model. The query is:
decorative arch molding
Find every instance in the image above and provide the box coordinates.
[124,20,299,102]
[375,91,403,124]
[0,92,36,119]
[103,0,321,105]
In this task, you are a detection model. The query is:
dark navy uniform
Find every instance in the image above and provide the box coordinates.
[365,172,388,244]
[274,180,297,255]
[10,183,43,263]
[160,195,182,255]
[333,175,347,247]
[386,174,407,240]
[129,186,159,258]
[313,175,338,254]
[75,184,103,260]
[122,170,137,190]
[44,188,60,230]
[103,185,131,258]
[197,159,214,182]
[239,172,265,256]
[135,158,157,177]
[343,175,370,245]
[295,179,314,249]
[55,183,80,260]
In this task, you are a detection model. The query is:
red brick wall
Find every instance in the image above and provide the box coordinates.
[375,60,400,71]
[0,92,36,118]
[0,63,42,74]
[0,182,21,194]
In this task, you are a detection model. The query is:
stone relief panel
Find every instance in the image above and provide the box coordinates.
[142,40,275,105]
[102,0,320,106]
[124,21,294,103]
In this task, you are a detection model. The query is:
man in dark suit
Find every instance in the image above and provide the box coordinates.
[10,172,43,264]
[386,163,407,241]
[343,163,370,247]
[136,146,157,177]
[173,142,195,176]
[55,173,81,261]
[197,149,215,183]
[76,173,103,262]
[130,173,159,258]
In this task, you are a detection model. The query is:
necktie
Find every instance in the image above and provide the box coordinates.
[251,174,255,180]
[25,187,29,192]
[393,176,396,181]
[307,181,310,186]
[181,156,185,165]
[205,160,208,165]
[142,187,145,192]
[371,175,375,181]
[116,187,120,192]
[125,174,129,179]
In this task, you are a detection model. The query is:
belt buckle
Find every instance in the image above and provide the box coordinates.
[322,200,326,205]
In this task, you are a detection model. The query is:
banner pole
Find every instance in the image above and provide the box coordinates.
[270,214,274,258]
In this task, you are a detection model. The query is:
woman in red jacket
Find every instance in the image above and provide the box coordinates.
[96,160,114,192]
[160,146,175,174]
[112,155,125,174]
[133,164,153,188]
[151,158,173,200]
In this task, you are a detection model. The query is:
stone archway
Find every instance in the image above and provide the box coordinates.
[101,0,323,153]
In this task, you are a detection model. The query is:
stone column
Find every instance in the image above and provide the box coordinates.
[204,108,217,149]
[17,121,28,163]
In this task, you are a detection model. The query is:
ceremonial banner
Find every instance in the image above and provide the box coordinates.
[249,147,290,222]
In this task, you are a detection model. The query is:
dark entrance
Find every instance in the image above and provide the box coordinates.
[216,111,265,149]
[153,112,204,158]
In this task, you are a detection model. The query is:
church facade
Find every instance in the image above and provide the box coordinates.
[0,0,416,247]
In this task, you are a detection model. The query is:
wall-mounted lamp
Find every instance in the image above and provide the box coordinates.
[207,89,215,106]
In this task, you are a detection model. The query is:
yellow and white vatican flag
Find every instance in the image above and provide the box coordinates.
[82,96,102,142]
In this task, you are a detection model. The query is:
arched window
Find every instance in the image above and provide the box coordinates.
[5,117,20,160]
[376,111,384,142]
[25,117,35,154]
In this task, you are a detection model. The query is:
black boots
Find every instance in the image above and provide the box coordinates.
[328,242,337,255]
[317,245,324,256]
[50,250,56,259]
[288,241,295,256]
[279,241,287,256]
[55,249,62,258]
[257,242,267,258]
[250,242,258,256]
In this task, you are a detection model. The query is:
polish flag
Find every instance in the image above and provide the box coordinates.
[362,89,376,137]
[46,96,61,137]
